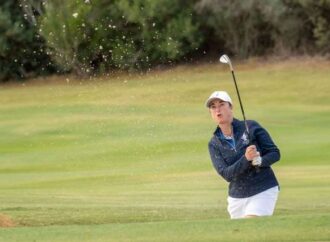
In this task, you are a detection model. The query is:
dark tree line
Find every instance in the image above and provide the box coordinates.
[1,0,330,81]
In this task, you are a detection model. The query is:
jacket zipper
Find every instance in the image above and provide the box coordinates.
[214,135,237,153]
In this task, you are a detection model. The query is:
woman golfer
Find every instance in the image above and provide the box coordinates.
[206,91,280,219]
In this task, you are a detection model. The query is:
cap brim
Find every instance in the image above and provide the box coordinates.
[205,97,225,108]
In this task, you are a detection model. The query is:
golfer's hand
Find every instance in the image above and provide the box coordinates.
[245,145,259,161]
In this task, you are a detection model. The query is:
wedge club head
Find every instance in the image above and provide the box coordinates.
[219,54,233,71]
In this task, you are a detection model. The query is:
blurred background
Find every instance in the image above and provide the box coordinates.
[2,0,330,81]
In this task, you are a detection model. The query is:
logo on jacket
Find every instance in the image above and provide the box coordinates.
[241,133,249,145]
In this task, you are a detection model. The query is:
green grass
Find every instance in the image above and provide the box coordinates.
[0,58,330,241]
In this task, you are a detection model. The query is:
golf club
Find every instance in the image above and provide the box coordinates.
[219,54,249,137]
[219,54,261,168]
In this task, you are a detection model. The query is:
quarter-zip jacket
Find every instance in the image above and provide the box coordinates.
[208,118,280,198]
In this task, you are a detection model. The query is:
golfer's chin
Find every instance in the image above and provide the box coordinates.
[217,118,232,125]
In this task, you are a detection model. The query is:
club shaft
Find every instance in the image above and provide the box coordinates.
[230,63,259,172]
[231,70,250,137]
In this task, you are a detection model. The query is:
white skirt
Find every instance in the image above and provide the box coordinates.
[227,186,279,219]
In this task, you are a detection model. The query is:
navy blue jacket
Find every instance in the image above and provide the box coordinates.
[208,118,280,198]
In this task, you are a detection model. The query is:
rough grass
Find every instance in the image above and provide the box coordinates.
[0,57,329,241]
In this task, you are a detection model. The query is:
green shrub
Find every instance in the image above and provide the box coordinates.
[38,0,202,74]
[195,0,278,58]
[298,0,330,52]
[194,0,328,57]
[0,0,54,81]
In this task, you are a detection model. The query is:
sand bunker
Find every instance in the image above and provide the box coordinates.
[0,214,16,227]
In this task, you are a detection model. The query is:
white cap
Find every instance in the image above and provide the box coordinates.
[205,91,232,108]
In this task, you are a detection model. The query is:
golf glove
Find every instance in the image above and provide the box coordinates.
[252,156,262,166]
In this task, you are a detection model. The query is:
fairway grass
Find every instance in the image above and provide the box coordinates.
[0,58,329,241]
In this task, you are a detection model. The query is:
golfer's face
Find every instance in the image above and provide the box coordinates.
[209,100,233,124]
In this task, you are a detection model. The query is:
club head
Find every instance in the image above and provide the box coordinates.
[219,54,233,71]
[219,54,230,64]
